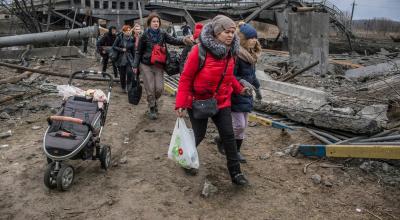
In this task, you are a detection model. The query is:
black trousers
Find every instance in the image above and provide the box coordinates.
[118,65,133,90]
[188,107,240,171]
[102,55,118,77]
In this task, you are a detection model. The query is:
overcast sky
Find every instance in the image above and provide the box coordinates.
[329,0,400,21]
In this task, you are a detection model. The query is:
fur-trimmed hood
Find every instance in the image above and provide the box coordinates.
[199,23,239,59]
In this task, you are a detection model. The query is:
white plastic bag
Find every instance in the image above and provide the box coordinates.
[168,118,199,169]
[57,85,85,100]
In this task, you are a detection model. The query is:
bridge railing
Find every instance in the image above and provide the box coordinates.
[302,0,351,28]
[148,0,265,8]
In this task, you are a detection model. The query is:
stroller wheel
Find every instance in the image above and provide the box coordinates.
[56,164,75,191]
[44,162,57,189]
[100,144,111,170]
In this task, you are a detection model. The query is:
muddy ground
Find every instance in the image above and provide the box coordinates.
[0,57,399,220]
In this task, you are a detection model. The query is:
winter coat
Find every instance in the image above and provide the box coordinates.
[175,23,243,110]
[96,27,117,57]
[112,34,137,67]
[133,29,185,68]
[231,57,260,112]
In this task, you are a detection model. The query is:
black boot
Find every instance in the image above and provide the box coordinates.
[236,139,246,163]
[228,165,249,186]
[214,136,225,155]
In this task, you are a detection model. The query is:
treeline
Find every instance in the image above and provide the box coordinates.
[352,18,400,34]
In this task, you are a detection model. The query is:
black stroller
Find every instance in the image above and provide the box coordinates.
[43,70,113,191]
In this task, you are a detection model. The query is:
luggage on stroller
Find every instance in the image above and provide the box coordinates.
[43,70,113,191]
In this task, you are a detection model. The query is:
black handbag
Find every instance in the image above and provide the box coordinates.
[128,73,142,105]
[165,50,180,76]
[191,61,229,119]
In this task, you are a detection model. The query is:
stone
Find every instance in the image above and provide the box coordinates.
[123,137,129,144]
[323,179,333,187]
[0,130,12,139]
[274,152,285,157]
[201,179,218,198]
[32,126,42,130]
[119,157,128,164]
[259,153,270,160]
[0,144,10,149]
[0,112,11,120]
[311,174,321,184]
[382,163,390,173]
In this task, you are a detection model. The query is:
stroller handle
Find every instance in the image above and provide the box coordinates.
[48,116,94,132]
[69,70,114,91]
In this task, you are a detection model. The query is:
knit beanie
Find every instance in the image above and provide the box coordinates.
[239,23,257,39]
[211,15,236,35]
[193,23,204,40]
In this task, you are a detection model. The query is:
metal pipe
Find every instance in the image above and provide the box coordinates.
[306,129,333,145]
[0,26,98,48]
[357,135,400,143]
[370,130,395,138]
[335,136,367,145]
[309,129,342,143]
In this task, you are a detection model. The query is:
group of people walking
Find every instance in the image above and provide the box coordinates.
[97,13,262,186]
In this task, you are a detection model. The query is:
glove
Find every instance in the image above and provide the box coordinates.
[239,79,255,92]
[255,89,262,100]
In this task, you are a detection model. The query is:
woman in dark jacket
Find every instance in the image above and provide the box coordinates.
[221,22,263,163]
[175,15,252,186]
[113,25,136,92]
[133,12,193,120]
[96,26,118,78]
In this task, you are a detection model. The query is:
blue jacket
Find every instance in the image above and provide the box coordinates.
[231,57,260,112]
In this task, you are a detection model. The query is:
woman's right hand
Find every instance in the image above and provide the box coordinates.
[176,108,185,118]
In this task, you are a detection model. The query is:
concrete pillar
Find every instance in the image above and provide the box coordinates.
[288,12,329,75]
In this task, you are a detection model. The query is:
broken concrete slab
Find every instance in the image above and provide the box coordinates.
[345,59,400,79]
[258,79,328,105]
[0,46,83,60]
[256,86,387,134]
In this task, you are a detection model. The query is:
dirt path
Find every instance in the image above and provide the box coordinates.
[0,59,399,220]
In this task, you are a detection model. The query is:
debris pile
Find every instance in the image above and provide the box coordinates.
[256,49,400,139]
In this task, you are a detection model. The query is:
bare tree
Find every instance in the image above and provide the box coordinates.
[0,0,42,33]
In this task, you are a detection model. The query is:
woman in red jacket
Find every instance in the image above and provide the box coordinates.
[175,15,251,186]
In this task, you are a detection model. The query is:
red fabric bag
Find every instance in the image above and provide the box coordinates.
[151,44,167,65]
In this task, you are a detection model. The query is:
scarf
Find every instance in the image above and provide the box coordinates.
[238,46,258,64]
[148,28,161,43]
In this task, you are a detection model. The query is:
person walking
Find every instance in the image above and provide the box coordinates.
[112,25,137,92]
[181,21,192,36]
[97,26,118,78]
[215,22,263,163]
[133,12,193,120]
[175,15,252,186]
[179,22,203,73]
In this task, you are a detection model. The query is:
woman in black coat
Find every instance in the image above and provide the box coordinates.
[113,25,137,92]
